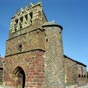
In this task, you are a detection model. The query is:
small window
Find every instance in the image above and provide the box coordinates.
[18,44,22,52]
[78,74,81,78]
[15,19,18,23]
[84,75,86,78]
[30,12,33,19]
[46,39,48,42]
[30,12,33,23]
[14,19,18,32]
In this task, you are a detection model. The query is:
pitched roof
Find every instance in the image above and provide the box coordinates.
[64,55,87,67]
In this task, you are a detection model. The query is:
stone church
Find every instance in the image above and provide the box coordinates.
[2,2,87,88]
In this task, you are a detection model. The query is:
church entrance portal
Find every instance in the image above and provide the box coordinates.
[13,67,25,88]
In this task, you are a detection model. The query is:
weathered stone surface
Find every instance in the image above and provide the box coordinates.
[43,25,65,88]
[64,55,87,86]
[64,56,77,85]
[3,1,87,88]
[4,51,44,88]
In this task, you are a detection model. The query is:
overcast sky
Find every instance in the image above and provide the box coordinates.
[0,0,88,70]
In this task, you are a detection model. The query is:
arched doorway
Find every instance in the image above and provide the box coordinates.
[13,67,25,88]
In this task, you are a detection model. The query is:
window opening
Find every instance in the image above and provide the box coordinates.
[25,15,28,20]
[78,74,80,78]
[18,44,22,52]
[14,24,17,32]
[84,75,86,78]
[14,19,18,32]
[30,12,33,23]
[46,39,48,42]
[20,17,23,22]
[15,19,18,23]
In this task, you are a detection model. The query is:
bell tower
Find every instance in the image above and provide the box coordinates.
[4,2,47,88]
[4,2,65,88]
[9,2,47,38]
[6,2,47,56]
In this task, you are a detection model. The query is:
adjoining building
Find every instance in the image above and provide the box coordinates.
[64,55,87,86]
[0,57,3,85]
[1,2,87,88]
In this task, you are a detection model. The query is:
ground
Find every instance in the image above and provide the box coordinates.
[0,84,88,88]
[66,83,88,88]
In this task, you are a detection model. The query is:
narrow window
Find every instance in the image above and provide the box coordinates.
[14,24,17,32]
[18,44,22,52]
[20,17,23,22]
[46,39,48,42]
[25,15,28,20]
[15,19,18,23]
[14,19,18,31]
[78,74,80,78]
[30,12,33,23]
[30,12,33,19]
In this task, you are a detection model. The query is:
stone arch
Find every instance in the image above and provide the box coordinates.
[13,66,25,88]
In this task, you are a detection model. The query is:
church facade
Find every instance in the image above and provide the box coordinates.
[3,2,87,88]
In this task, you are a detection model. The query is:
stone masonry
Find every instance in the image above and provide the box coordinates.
[3,2,87,88]
[64,55,87,86]
[4,2,65,88]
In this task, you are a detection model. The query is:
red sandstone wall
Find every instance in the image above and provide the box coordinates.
[4,51,44,88]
